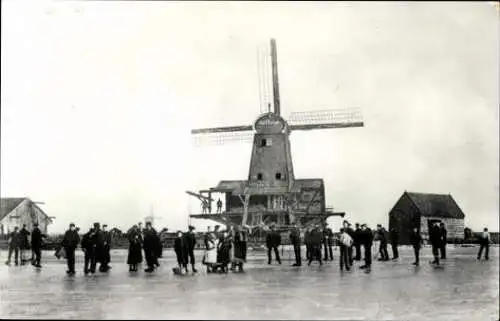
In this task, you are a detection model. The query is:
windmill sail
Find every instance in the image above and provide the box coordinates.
[288,108,364,131]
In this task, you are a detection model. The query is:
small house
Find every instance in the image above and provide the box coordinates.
[0,198,53,236]
[388,192,465,244]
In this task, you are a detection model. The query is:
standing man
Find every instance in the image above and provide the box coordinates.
[100,224,111,272]
[307,225,323,266]
[323,223,334,261]
[339,228,353,271]
[289,223,302,266]
[266,224,282,265]
[19,224,31,265]
[5,227,21,266]
[304,227,312,262]
[216,198,223,214]
[143,222,161,273]
[344,221,355,265]
[359,224,373,270]
[81,227,97,275]
[429,222,442,266]
[183,225,198,273]
[61,223,80,275]
[410,227,422,266]
[92,223,105,272]
[389,227,399,260]
[477,227,490,260]
[439,223,447,260]
[31,223,46,268]
[376,224,389,261]
[353,223,362,261]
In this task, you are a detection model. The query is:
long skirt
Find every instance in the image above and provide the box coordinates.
[127,242,143,265]
[204,248,218,265]
[233,242,247,263]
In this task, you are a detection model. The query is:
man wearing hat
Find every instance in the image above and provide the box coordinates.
[61,223,80,275]
[143,221,161,272]
[289,223,302,266]
[359,224,373,270]
[266,223,282,265]
[31,223,46,268]
[183,225,198,273]
[91,223,105,271]
[100,224,111,272]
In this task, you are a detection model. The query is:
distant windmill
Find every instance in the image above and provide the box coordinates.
[144,205,162,226]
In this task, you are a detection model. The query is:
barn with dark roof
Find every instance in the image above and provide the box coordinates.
[0,198,53,235]
[388,191,466,244]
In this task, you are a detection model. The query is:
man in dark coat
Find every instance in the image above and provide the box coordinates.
[353,223,362,261]
[343,221,355,265]
[389,228,399,260]
[19,224,31,265]
[143,222,161,273]
[81,227,97,275]
[304,227,312,261]
[477,227,490,260]
[266,224,282,265]
[410,227,422,266]
[62,223,80,275]
[359,224,373,269]
[307,225,323,266]
[429,222,442,266]
[289,223,302,266]
[439,223,447,260]
[323,223,334,261]
[100,224,111,272]
[5,227,21,266]
[31,223,46,268]
[91,223,104,270]
[174,231,188,274]
[376,224,389,261]
[182,225,198,273]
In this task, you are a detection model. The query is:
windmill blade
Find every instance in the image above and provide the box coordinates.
[191,125,253,135]
[288,108,364,131]
[192,131,254,146]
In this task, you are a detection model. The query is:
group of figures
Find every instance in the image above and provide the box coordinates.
[57,222,113,275]
[5,224,45,267]
[3,220,492,276]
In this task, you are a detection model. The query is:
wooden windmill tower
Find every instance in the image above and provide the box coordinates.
[187,39,363,230]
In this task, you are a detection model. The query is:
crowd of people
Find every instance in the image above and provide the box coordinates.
[3,219,492,276]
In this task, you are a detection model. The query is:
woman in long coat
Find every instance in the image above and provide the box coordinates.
[217,231,232,273]
[231,226,247,272]
[127,225,143,272]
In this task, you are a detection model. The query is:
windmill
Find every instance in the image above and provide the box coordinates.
[144,205,162,227]
[187,39,363,231]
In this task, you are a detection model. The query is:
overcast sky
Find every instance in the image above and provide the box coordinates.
[1,1,498,233]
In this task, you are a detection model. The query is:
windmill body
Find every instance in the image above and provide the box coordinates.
[188,39,364,231]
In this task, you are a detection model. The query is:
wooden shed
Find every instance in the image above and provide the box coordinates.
[388,192,466,245]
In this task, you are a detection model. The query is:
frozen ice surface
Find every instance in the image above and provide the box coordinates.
[0,246,498,320]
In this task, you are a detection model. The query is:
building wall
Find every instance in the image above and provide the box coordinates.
[419,216,464,241]
[388,193,421,245]
[0,199,51,235]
